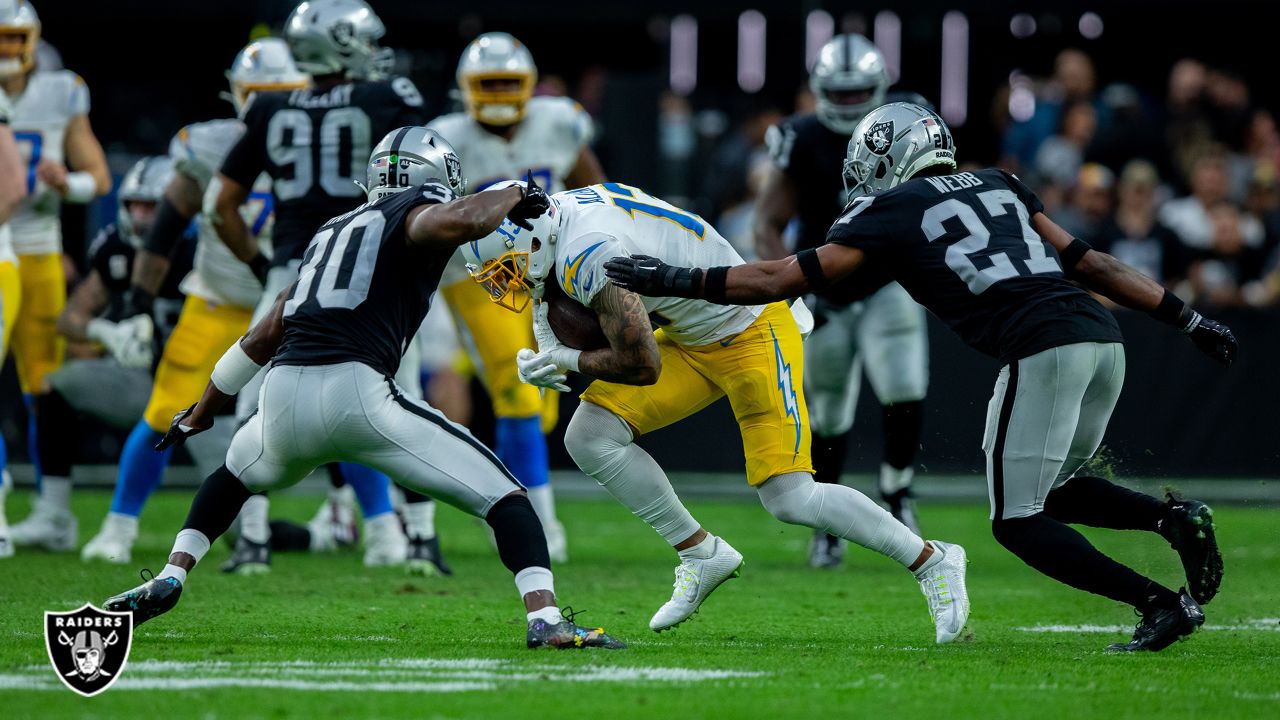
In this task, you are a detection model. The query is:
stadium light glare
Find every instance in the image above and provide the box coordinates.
[874,11,902,83]
[1010,13,1037,38]
[805,10,834,72]
[738,10,766,93]
[941,11,968,126]
[670,14,698,95]
[1079,12,1104,39]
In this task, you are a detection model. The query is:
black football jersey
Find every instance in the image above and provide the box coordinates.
[87,225,190,321]
[826,168,1124,364]
[767,92,928,305]
[274,182,456,377]
[219,77,427,267]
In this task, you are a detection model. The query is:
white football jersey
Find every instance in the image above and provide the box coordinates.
[551,184,761,347]
[9,70,90,255]
[168,119,273,309]
[430,96,594,285]
[0,86,14,264]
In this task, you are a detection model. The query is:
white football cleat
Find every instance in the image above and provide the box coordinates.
[81,513,139,564]
[9,499,77,552]
[363,513,408,567]
[544,519,568,564]
[649,536,744,632]
[307,486,358,553]
[915,540,970,644]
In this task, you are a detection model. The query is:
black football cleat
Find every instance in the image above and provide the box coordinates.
[1159,495,1223,605]
[1107,590,1205,652]
[406,535,453,577]
[104,570,183,626]
[220,537,271,575]
[527,613,626,650]
[882,487,923,537]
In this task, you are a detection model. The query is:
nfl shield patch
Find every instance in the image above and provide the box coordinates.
[44,604,133,697]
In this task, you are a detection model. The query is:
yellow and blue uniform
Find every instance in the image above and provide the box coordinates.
[8,70,89,394]
[554,184,814,486]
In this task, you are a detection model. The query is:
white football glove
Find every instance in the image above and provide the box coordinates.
[87,314,154,369]
[531,300,582,372]
[516,348,571,392]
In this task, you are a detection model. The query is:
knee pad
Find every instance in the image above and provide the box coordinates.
[564,402,634,483]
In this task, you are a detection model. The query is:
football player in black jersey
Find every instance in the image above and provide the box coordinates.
[104,127,623,650]
[756,35,930,567]
[606,103,1234,653]
[212,0,432,572]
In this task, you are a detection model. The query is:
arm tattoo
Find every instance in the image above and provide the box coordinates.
[578,283,661,385]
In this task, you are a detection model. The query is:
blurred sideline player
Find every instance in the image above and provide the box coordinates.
[76,39,308,565]
[2,0,111,549]
[0,81,30,557]
[464,182,970,644]
[756,35,930,567]
[427,32,606,562]
[607,103,1230,652]
[212,0,429,572]
[104,127,623,650]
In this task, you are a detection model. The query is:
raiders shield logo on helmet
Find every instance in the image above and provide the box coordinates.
[45,604,133,697]
[330,19,355,47]
[444,153,464,191]
[864,120,895,156]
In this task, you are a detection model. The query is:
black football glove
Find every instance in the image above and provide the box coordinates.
[602,254,702,298]
[155,403,208,451]
[1182,312,1237,367]
[248,253,272,287]
[508,170,551,230]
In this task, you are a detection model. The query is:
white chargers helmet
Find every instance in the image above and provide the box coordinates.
[843,102,957,196]
[457,32,537,127]
[284,0,392,79]
[811,34,890,135]
[365,126,466,202]
[117,156,175,246]
[223,37,310,115]
[461,180,559,313]
[0,0,39,79]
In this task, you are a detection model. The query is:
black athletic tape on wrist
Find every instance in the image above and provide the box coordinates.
[248,254,272,284]
[1151,289,1192,328]
[1058,237,1092,271]
[703,266,729,304]
[797,248,828,292]
[143,197,192,256]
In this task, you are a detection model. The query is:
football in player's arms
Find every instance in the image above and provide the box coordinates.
[542,281,608,351]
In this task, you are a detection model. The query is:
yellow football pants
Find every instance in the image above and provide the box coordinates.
[12,253,66,394]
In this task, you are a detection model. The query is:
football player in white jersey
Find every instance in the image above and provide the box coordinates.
[0,83,30,558]
[427,32,606,562]
[1,0,111,549]
[462,183,970,644]
[77,39,309,563]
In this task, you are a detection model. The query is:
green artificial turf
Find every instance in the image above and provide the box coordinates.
[1,489,1276,719]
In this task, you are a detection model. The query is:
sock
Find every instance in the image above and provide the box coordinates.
[565,403,702,547]
[103,512,139,539]
[156,564,188,585]
[992,512,1179,611]
[913,542,945,576]
[759,472,925,568]
[267,520,314,552]
[402,497,437,540]
[495,416,549,489]
[811,432,849,486]
[238,494,270,544]
[110,420,173,517]
[527,484,559,529]
[677,533,717,561]
[527,605,564,624]
[35,391,75,483]
[879,463,915,497]
[181,465,256,544]
[23,393,42,485]
[1044,476,1165,532]
[486,493,551,575]
[882,400,923,471]
[40,476,72,513]
[333,463,395,519]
